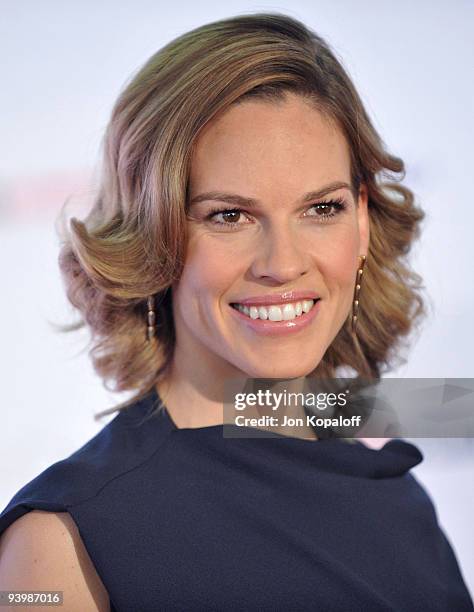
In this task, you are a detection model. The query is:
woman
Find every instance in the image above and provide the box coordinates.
[0,12,472,611]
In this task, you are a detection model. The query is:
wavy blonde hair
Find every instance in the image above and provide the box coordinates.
[55,12,427,419]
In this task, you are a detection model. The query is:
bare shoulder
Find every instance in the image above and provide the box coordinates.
[0,510,110,611]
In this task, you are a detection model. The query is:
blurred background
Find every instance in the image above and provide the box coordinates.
[1,0,473,593]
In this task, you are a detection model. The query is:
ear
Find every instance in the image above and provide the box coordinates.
[357,183,370,257]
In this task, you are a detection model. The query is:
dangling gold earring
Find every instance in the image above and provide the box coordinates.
[351,255,366,337]
[146,295,156,341]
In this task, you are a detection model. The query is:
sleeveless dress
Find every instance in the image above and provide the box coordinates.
[0,387,472,612]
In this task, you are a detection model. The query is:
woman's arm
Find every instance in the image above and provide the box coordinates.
[0,510,110,611]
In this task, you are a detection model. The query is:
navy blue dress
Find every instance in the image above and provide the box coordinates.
[0,388,472,611]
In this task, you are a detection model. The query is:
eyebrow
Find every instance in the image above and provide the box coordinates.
[188,180,353,208]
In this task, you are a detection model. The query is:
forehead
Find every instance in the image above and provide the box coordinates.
[189,94,351,197]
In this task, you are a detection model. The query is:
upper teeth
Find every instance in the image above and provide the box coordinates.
[234,300,316,321]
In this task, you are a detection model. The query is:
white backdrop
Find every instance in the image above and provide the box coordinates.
[1,0,473,594]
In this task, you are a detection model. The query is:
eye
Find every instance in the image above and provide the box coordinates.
[204,207,250,229]
[305,198,348,220]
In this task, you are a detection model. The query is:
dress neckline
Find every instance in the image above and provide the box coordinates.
[131,387,425,477]
[151,385,339,444]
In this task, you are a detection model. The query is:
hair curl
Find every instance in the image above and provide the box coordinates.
[54,12,427,419]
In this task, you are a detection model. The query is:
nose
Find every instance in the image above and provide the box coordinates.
[250,222,310,283]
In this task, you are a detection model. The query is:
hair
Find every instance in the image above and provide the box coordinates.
[54,12,427,420]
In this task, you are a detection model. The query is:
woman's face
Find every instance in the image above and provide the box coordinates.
[171,93,369,380]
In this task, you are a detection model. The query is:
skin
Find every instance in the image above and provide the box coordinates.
[156,93,370,433]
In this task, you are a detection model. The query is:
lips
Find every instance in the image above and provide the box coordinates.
[230,290,320,307]
[229,297,322,336]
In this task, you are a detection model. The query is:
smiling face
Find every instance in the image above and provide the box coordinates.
[169,93,369,381]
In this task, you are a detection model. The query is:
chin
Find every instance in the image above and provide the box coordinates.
[240,361,320,380]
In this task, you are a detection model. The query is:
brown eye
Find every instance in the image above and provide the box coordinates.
[306,199,347,221]
[314,204,332,214]
[219,210,241,223]
[204,207,249,229]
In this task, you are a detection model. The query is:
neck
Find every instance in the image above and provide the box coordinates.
[155,359,317,440]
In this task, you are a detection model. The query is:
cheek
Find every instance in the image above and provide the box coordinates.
[175,236,243,309]
[312,230,359,290]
